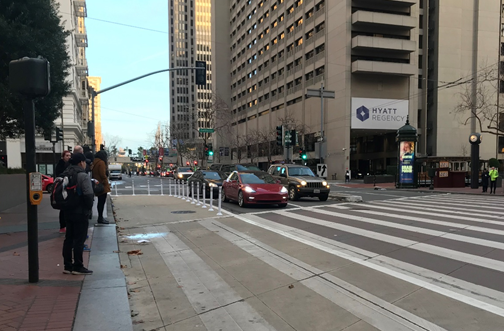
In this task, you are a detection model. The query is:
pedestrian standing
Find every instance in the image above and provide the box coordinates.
[481,168,489,193]
[55,150,71,234]
[489,166,499,194]
[92,150,111,224]
[345,169,351,183]
[61,153,94,275]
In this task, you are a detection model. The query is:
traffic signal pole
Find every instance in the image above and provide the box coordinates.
[90,66,202,153]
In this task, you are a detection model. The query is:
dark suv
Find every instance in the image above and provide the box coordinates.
[209,163,261,175]
[267,164,331,201]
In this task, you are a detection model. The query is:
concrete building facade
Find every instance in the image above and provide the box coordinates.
[211,0,502,178]
[169,0,213,145]
[5,0,90,174]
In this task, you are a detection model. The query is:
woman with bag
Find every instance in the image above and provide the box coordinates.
[91,150,111,224]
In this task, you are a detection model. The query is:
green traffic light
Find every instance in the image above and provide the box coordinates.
[302,155,307,160]
[209,151,214,156]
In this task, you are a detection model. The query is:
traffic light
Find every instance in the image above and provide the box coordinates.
[68,146,72,153]
[56,127,63,142]
[276,125,283,146]
[195,61,206,86]
[43,130,51,142]
[194,161,198,166]
[170,163,173,167]
[128,149,132,155]
[208,143,214,156]
[290,129,297,146]
[301,149,308,160]
[100,144,105,151]
[186,161,190,166]
[159,156,163,162]
[204,144,209,156]
[284,130,292,146]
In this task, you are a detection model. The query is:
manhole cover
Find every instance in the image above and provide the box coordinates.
[171,210,196,214]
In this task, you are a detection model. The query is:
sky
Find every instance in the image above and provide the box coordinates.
[85,0,170,152]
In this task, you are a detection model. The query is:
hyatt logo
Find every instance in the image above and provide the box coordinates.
[356,106,369,122]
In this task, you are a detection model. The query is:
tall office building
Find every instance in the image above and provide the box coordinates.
[88,76,103,148]
[169,0,212,143]
[212,0,501,178]
[5,0,90,174]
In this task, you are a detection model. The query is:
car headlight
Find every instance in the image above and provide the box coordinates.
[209,183,218,187]
[178,174,183,178]
[280,186,288,193]
[243,186,256,193]
[322,181,327,186]
[300,181,307,186]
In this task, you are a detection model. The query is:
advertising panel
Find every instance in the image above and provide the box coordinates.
[351,98,409,130]
[399,141,415,184]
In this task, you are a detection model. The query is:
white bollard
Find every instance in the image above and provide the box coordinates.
[208,186,214,212]
[160,178,164,196]
[217,186,223,216]
[191,182,196,204]
[177,179,181,198]
[196,182,201,206]
[201,183,207,208]
[168,179,172,196]
[115,183,118,196]
[186,182,191,202]
[148,179,151,196]
[132,180,135,196]
[181,180,185,199]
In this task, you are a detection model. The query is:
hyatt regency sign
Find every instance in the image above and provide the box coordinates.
[351,98,409,130]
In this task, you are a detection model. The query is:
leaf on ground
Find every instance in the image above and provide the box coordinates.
[127,249,143,255]
[132,320,144,325]
[130,289,139,293]
[127,281,137,285]
[120,264,127,269]
[288,284,294,289]
[177,285,183,288]
[13,252,20,256]
[120,227,125,230]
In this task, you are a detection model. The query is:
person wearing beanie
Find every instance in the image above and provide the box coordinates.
[91,150,111,224]
[60,153,94,275]
[55,150,71,233]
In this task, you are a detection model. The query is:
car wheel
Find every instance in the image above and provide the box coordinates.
[238,191,247,207]
[46,184,54,193]
[288,186,299,201]
[221,190,229,202]
[278,203,287,208]
[319,193,329,201]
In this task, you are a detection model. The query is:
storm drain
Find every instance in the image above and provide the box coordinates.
[171,210,196,214]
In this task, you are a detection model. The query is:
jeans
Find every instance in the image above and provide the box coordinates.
[59,210,66,229]
[62,212,89,269]
[97,194,107,219]
[490,181,497,193]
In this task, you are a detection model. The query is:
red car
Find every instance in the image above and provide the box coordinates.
[221,171,288,208]
[42,174,54,193]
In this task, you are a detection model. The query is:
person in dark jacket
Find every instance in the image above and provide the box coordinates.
[61,153,94,275]
[482,169,490,193]
[55,150,71,233]
[92,150,111,224]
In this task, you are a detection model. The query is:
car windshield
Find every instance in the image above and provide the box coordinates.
[202,171,225,180]
[288,167,315,177]
[177,167,191,172]
[240,172,276,184]
[110,170,121,174]
[236,165,261,171]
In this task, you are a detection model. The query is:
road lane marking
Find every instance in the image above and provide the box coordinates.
[375,200,504,218]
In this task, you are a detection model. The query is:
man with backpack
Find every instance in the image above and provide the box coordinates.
[60,153,94,275]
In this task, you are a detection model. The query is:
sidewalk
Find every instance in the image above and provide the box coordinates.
[0,193,130,331]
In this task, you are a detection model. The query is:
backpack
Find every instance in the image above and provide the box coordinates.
[50,170,82,210]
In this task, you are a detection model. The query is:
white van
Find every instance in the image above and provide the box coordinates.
[109,164,122,180]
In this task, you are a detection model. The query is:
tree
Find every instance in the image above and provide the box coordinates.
[0,0,71,138]
[103,134,121,160]
[453,64,504,136]
[137,146,144,158]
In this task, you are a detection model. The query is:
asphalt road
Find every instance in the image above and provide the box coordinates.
[109,175,440,214]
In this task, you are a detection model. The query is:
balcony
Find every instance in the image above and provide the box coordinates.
[352,10,415,30]
[75,63,88,77]
[351,60,415,76]
[74,1,87,17]
[75,33,88,48]
[352,35,415,53]
[352,0,415,9]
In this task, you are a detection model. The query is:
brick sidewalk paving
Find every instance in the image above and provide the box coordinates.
[0,219,92,330]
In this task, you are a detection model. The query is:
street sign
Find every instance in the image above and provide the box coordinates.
[317,164,328,178]
[199,128,215,133]
[306,89,335,99]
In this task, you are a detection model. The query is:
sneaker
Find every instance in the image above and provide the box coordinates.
[72,267,93,275]
[97,219,109,224]
[63,267,72,274]
[59,227,66,234]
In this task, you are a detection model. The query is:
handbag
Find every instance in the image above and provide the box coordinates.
[94,182,105,196]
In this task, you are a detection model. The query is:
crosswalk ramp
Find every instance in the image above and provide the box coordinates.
[118,194,504,330]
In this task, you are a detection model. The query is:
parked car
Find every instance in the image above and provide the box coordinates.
[209,163,261,176]
[187,170,227,197]
[174,166,193,180]
[42,174,54,193]
[222,171,288,208]
[267,164,330,201]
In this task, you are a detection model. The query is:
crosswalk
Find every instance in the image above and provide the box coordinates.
[119,193,504,330]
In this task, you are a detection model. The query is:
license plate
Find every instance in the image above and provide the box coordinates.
[313,189,320,194]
